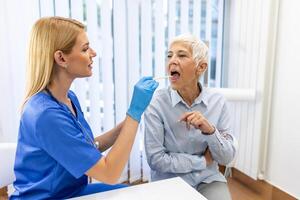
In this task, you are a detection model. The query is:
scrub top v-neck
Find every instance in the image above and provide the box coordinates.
[11,90,102,200]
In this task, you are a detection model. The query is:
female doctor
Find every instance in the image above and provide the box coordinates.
[10,17,158,199]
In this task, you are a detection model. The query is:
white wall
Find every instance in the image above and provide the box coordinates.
[0,0,39,142]
[266,0,300,198]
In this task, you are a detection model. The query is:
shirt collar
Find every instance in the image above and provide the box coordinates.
[170,83,209,107]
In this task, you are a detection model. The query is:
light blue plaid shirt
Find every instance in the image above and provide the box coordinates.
[144,86,236,187]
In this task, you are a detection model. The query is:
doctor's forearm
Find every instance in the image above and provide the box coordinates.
[106,116,138,166]
[87,116,138,184]
[95,120,124,152]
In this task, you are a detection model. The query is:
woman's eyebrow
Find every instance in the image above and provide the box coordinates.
[177,50,188,53]
[82,42,89,47]
[168,50,188,54]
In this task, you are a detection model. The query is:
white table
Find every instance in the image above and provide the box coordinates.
[70,177,207,200]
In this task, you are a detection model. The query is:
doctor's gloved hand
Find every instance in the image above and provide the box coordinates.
[127,76,159,122]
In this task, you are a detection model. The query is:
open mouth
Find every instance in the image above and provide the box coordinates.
[170,70,180,81]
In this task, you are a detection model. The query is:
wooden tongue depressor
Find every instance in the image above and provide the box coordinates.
[153,75,171,81]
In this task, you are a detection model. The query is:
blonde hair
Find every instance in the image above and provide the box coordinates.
[169,33,208,65]
[22,17,85,110]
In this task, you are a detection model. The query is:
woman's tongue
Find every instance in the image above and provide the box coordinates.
[170,72,180,81]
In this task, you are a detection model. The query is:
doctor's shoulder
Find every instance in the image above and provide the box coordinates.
[21,91,61,120]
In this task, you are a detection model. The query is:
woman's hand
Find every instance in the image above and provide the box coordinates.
[204,148,213,166]
[127,77,159,122]
[179,111,215,135]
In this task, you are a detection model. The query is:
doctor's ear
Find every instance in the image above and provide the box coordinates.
[196,62,208,76]
[54,50,68,69]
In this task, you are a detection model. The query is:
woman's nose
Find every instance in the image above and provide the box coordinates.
[90,47,97,57]
[168,55,178,64]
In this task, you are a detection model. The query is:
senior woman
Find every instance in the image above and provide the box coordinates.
[144,34,236,200]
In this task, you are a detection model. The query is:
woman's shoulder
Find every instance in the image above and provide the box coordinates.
[151,87,172,104]
[153,87,169,98]
[202,87,227,105]
[68,90,77,99]
[204,87,225,97]
[22,92,61,120]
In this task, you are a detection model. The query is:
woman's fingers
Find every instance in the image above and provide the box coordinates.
[179,112,194,122]
[180,112,203,130]
[180,111,210,130]
[179,111,214,134]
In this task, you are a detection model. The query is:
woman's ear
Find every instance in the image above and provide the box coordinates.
[196,62,208,76]
[54,50,68,68]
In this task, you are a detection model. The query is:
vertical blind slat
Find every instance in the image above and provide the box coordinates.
[54,0,69,17]
[113,0,128,123]
[180,0,189,33]
[113,0,129,182]
[140,0,153,181]
[215,0,224,87]
[40,0,54,17]
[192,0,201,38]
[154,0,166,88]
[71,0,88,116]
[251,0,269,179]
[101,0,115,132]
[127,0,142,183]
[242,0,252,175]
[236,0,247,173]
[141,0,153,77]
[86,0,101,134]
[167,0,176,41]
[249,0,261,178]
[205,0,212,86]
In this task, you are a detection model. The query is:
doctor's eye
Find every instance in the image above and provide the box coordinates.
[82,47,89,52]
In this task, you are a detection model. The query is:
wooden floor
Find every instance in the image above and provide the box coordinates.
[228,177,265,200]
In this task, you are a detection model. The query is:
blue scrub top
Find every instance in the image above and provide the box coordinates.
[10,90,102,199]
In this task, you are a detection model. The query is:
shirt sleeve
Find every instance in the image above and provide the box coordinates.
[144,104,206,174]
[205,101,237,165]
[35,108,102,178]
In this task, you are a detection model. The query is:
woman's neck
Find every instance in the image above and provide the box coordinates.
[47,73,73,104]
[178,83,201,106]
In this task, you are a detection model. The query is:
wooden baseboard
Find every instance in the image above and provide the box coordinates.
[0,187,8,200]
[231,168,297,200]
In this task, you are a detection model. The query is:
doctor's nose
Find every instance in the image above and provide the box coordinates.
[89,47,97,57]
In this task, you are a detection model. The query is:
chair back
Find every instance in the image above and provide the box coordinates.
[0,143,17,188]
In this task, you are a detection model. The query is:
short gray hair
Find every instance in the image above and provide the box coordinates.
[169,34,208,65]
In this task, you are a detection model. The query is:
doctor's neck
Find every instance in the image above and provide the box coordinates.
[47,71,74,104]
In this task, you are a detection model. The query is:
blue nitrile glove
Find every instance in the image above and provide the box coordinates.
[127,76,159,122]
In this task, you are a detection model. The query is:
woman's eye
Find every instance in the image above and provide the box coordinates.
[167,55,172,58]
[83,47,89,52]
[179,54,186,57]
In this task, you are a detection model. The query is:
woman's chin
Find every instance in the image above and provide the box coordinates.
[77,72,92,78]
[170,83,180,91]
